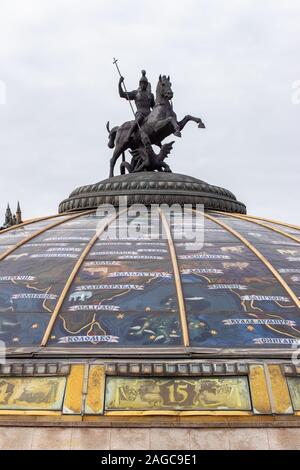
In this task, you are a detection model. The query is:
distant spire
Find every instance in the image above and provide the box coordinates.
[16,201,22,224]
[1,202,23,230]
[4,203,13,228]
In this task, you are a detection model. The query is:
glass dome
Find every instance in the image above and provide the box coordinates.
[0,208,299,358]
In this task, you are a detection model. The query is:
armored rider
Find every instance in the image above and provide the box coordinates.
[119,70,155,141]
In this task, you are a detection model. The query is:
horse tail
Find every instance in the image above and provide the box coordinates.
[107,121,118,149]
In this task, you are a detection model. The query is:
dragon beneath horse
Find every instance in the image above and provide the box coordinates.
[120,141,174,174]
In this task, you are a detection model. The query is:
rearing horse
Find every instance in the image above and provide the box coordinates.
[107,75,205,178]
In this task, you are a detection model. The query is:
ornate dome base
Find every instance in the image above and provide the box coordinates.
[59,172,246,214]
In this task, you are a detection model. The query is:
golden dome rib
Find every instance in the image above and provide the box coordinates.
[203,211,300,310]
[224,213,300,232]
[0,212,73,236]
[0,211,92,263]
[159,208,190,348]
[212,211,300,244]
[41,208,128,347]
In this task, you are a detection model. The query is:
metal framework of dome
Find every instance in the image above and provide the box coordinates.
[1,209,300,358]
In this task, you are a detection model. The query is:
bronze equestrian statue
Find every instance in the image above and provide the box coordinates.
[107,70,205,178]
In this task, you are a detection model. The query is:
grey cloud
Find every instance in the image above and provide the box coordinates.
[0,0,299,223]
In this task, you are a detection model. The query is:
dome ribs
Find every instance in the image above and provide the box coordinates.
[40,209,128,347]
[0,212,70,237]
[212,212,300,246]
[0,211,90,263]
[159,208,190,348]
[2,206,300,353]
[229,213,300,232]
[203,211,300,311]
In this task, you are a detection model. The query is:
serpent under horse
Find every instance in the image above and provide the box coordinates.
[107,75,205,178]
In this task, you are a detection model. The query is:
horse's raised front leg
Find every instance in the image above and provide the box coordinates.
[152,116,181,138]
[178,115,205,131]
[166,112,181,137]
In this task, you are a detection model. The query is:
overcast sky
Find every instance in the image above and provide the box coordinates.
[0,0,299,223]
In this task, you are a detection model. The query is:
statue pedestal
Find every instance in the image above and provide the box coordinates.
[59,172,246,214]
